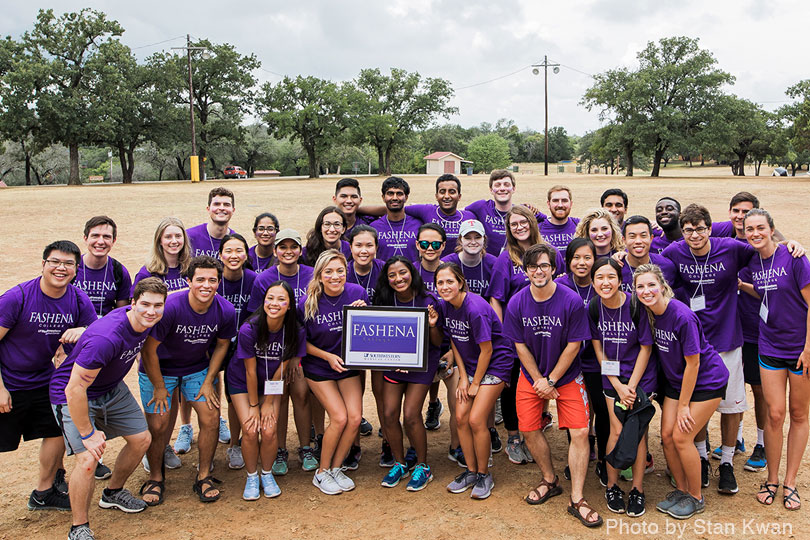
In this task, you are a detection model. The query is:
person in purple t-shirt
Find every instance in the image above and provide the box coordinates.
[0,240,97,512]
[248,212,279,273]
[414,223,446,295]
[617,215,678,295]
[502,244,601,528]
[299,250,368,495]
[441,220,498,298]
[634,264,728,520]
[744,209,810,511]
[435,263,513,500]
[227,281,306,501]
[601,188,628,228]
[589,258,654,516]
[333,177,375,241]
[347,225,385,304]
[404,174,475,258]
[651,197,683,254]
[373,257,443,491]
[138,256,237,504]
[575,208,623,259]
[540,185,580,254]
[302,206,353,266]
[74,216,132,318]
[369,177,423,262]
[132,217,191,295]
[185,187,237,259]
[50,278,167,537]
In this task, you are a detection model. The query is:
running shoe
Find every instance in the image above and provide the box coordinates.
[489,427,503,454]
[53,468,68,494]
[494,397,503,425]
[164,445,182,469]
[28,487,70,511]
[331,467,355,491]
[667,494,704,520]
[506,436,527,464]
[380,440,395,468]
[68,524,96,540]
[521,439,534,463]
[218,417,231,444]
[717,462,739,494]
[359,417,373,436]
[425,399,443,430]
[470,472,494,499]
[711,439,746,460]
[381,462,409,488]
[407,464,433,492]
[540,411,553,432]
[626,487,645,517]
[227,446,245,470]
[701,458,710,488]
[243,474,260,501]
[261,471,281,498]
[656,490,687,513]
[299,446,319,471]
[405,447,418,471]
[174,424,193,454]
[446,470,477,493]
[744,444,767,472]
[312,470,342,495]
[342,444,362,471]
[605,484,626,513]
[94,461,112,481]
[98,488,147,513]
[448,446,467,468]
[313,434,324,460]
[595,460,608,488]
[646,453,654,474]
[272,448,289,476]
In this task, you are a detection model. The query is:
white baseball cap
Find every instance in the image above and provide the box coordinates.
[459,219,485,237]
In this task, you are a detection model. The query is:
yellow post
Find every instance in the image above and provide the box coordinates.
[190,155,200,183]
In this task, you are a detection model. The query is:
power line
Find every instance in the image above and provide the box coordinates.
[455,64,534,90]
[130,35,186,50]
[553,62,594,78]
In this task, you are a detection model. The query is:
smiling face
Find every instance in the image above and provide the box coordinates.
[131,291,165,329]
[682,219,710,252]
[220,238,247,272]
[319,258,347,296]
[333,186,362,216]
[41,249,78,290]
[84,224,115,259]
[435,180,461,213]
[490,177,515,204]
[526,252,554,290]
[460,231,484,256]
[383,187,408,212]
[254,217,277,248]
[509,213,532,242]
[655,199,680,230]
[207,195,234,225]
[603,195,626,224]
[321,212,345,245]
[593,264,621,301]
[635,272,663,308]
[744,214,774,251]
[588,218,612,250]
[435,267,462,302]
[730,201,754,235]
[417,228,445,263]
[187,267,219,305]
[350,231,377,266]
[547,190,572,220]
[274,239,301,266]
[386,261,413,296]
[263,284,291,322]
[624,222,651,259]
[569,245,594,280]
[160,225,185,258]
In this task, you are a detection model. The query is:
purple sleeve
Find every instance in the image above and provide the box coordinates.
[235,322,256,360]
[151,303,175,343]
[566,301,591,343]
[76,289,100,327]
[294,326,307,358]
[117,266,133,302]
[486,255,509,302]
[680,314,702,357]
[534,211,548,223]
[0,286,22,328]
[793,255,810,290]
[404,204,432,221]
[637,309,654,345]
[464,200,485,218]
[218,304,238,340]
[74,338,116,371]
[470,304,493,345]
[502,297,524,344]
[711,221,735,238]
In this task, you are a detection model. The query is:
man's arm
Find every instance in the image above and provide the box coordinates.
[0,326,10,413]
[197,338,230,408]
[141,336,169,414]
[65,364,107,459]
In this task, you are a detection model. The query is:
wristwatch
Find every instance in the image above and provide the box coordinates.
[547,377,556,388]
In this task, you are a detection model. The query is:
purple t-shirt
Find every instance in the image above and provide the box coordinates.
[219,269,258,328]
[540,218,580,254]
[348,259,385,304]
[74,257,132,317]
[405,204,476,257]
[711,220,735,238]
[369,215,422,262]
[186,223,235,258]
[383,293,442,385]
[620,253,678,295]
[343,214,377,241]
[555,273,598,372]
[588,293,657,393]
[131,265,188,296]
[464,200,510,257]
[226,318,307,392]
[302,240,353,266]
[416,264,438,294]
[503,284,590,387]
[144,290,237,377]
[738,264,759,343]
[652,298,729,393]
[441,253,498,297]
[487,251,530,304]
[247,265,314,313]
[298,283,369,380]
[747,244,810,358]
[0,279,97,391]
[436,293,514,382]
[663,237,754,352]
[247,245,277,274]
[50,307,148,404]
[651,235,678,255]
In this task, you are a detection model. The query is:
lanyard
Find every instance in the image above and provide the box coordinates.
[219,273,244,328]
[688,243,712,299]
[264,327,285,382]
[386,215,408,255]
[573,278,592,306]
[394,295,416,307]
[599,297,623,364]
[758,248,777,311]
[351,262,373,292]
[82,256,109,317]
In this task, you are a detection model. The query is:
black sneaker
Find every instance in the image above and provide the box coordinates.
[717,462,739,494]
[425,399,443,430]
[359,417,373,437]
[605,484,626,513]
[563,465,571,481]
[313,434,324,460]
[343,444,362,470]
[380,440,395,468]
[448,445,467,468]
[94,462,112,480]
[53,468,68,494]
[627,487,645,517]
[405,446,418,471]
[489,427,502,454]
[595,460,608,487]
[28,487,70,511]
[701,458,711,488]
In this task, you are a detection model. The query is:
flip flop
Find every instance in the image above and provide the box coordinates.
[139,479,165,507]
[524,475,562,505]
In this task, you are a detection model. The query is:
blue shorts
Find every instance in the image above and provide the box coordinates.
[759,354,803,376]
[138,368,209,414]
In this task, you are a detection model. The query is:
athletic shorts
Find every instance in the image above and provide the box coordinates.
[138,368,210,414]
[516,373,589,431]
[467,374,504,385]
[759,354,803,376]
[0,386,62,451]
[717,348,748,414]
[53,382,148,456]
[303,370,361,382]
[663,381,726,402]
[742,341,761,385]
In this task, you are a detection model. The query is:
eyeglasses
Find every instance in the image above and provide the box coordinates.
[525,263,552,273]
[418,240,444,250]
[682,226,709,236]
[44,259,77,269]
[322,222,344,230]
[509,219,530,230]
[255,226,276,233]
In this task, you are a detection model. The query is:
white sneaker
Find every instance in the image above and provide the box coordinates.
[331,467,356,492]
[312,470,342,495]
[227,446,245,470]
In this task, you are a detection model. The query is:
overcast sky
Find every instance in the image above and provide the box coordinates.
[2,0,806,136]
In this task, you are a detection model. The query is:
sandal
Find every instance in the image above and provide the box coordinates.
[193,476,222,503]
[139,479,165,507]
[784,486,801,511]
[756,482,779,506]
[524,475,562,505]
[567,497,603,528]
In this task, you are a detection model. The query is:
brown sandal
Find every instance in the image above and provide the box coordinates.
[567,497,603,528]
[756,482,779,506]
[524,475,562,505]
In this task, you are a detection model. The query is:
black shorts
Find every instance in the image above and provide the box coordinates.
[663,381,726,403]
[742,341,761,385]
[303,370,361,383]
[0,386,62,452]
[759,354,802,375]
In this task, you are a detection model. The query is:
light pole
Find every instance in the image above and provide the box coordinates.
[532,56,560,176]
[172,35,210,182]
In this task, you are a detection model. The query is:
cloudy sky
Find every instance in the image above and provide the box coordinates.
[2,0,806,136]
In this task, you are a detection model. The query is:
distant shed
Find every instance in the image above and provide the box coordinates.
[423,152,471,175]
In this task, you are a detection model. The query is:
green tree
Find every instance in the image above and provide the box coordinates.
[701,95,768,176]
[351,68,457,175]
[785,80,810,153]
[467,134,511,173]
[420,124,469,158]
[547,126,574,162]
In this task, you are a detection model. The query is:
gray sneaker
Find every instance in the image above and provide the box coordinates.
[312,470,342,495]
[521,440,534,463]
[68,524,96,540]
[506,436,528,464]
[227,446,245,470]
[164,445,181,469]
[98,488,147,513]
[667,494,704,519]
[470,473,494,499]
[656,490,687,513]
[447,470,478,493]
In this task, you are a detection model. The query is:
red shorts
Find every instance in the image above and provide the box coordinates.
[516,372,590,431]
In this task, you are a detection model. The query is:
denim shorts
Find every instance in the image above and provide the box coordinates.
[138,367,209,414]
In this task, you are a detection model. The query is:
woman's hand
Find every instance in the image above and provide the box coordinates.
[616,384,636,409]
[245,405,260,433]
[456,378,469,403]
[260,402,276,432]
[676,404,695,433]
[349,300,367,307]
[427,304,439,327]
[468,381,480,397]
[324,353,347,373]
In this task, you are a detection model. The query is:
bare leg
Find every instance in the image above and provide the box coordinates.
[232,393,259,473]
[671,398,722,500]
[382,381,407,463]
[443,369,460,447]
[37,437,65,491]
[784,371,810,493]
[108,431,151,490]
[402,383,431,463]
[759,367,788,492]
[307,379,348,473]
[69,450,96,526]
[190,400,220,496]
[468,383,503,474]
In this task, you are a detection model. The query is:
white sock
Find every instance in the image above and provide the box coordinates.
[261,469,272,476]
[721,445,735,465]
[757,428,765,447]
[247,471,258,478]
[737,421,744,442]
[695,440,708,460]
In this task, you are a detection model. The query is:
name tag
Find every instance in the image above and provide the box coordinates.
[601,360,621,377]
[264,380,284,395]
[690,295,706,312]
[759,302,769,323]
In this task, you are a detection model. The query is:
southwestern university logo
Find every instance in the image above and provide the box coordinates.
[352,316,418,354]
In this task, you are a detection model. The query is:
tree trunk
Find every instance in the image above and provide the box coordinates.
[650,148,665,177]
[384,145,393,176]
[305,146,319,178]
[68,143,82,185]
[117,142,136,184]
[700,155,705,166]
[735,152,747,176]
[175,156,187,180]
[208,156,218,179]
[24,151,31,186]
[376,147,385,176]
[625,145,634,177]
[199,147,207,180]
[790,163,798,176]
[754,159,762,176]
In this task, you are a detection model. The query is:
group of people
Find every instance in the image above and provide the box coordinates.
[1,172,808,539]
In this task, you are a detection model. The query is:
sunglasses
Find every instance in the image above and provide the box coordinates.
[418,240,444,250]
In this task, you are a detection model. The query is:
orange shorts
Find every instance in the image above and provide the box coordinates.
[516,372,590,431]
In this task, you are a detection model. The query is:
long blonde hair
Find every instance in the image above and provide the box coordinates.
[505,206,542,267]
[304,249,347,321]
[632,263,674,331]
[147,217,191,275]
[576,208,624,253]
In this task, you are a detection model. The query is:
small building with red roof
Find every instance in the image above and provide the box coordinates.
[423,152,471,176]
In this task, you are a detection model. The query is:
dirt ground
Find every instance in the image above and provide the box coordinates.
[1,167,809,540]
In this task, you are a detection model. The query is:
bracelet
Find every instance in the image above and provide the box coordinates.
[249,403,259,408]
[80,428,95,440]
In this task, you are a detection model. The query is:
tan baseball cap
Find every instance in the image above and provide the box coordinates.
[274,228,302,247]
